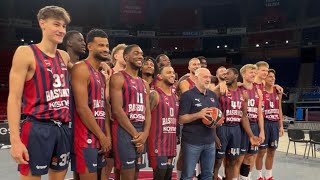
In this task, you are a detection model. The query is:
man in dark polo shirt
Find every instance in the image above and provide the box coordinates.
[179,68,219,180]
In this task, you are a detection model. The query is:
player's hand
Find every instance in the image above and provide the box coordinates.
[259,131,265,144]
[99,135,112,152]
[10,140,29,164]
[132,132,148,145]
[249,136,261,146]
[215,136,222,149]
[136,143,144,153]
[237,82,244,87]
[279,127,284,137]
[274,84,283,94]
[219,81,228,95]
[198,107,213,119]
[100,62,112,82]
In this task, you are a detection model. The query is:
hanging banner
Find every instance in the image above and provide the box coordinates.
[120,0,146,24]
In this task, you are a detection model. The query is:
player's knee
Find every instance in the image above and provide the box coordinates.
[214,158,223,169]
[243,154,253,165]
[240,163,250,177]
[228,158,237,167]
[258,148,267,156]
[267,148,276,156]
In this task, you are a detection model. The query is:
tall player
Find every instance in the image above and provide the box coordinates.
[63,30,86,64]
[213,68,260,180]
[71,29,112,180]
[233,64,265,180]
[8,6,72,179]
[147,66,178,180]
[255,69,283,180]
[110,44,151,180]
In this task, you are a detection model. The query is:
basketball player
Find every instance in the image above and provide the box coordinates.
[178,58,201,94]
[254,61,283,94]
[140,57,156,87]
[156,54,171,69]
[147,65,178,180]
[110,44,151,180]
[111,44,127,73]
[104,43,127,180]
[233,64,265,180]
[8,6,72,179]
[179,68,219,180]
[71,29,112,180]
[63,30,86,64]
[255,69,283,180]
[198,56,207,68]
[176,56,207,84]
[216,66,227,83]
[213,68,260,180]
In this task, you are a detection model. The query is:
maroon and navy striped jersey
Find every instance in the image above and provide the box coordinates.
[253,82,264,92]
[113,70,147,124]
[220,88,245,124]
[23,45,70,122]
[73,60,106,148]
[264,87,281,122]
[147,87,179,157]
[241,86,260,123]
[186,77,195,89]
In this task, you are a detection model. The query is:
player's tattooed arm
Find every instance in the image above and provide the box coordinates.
[149,90,159,111]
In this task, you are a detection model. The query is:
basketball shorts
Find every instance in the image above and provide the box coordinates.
[18,119,71,176]
[112,123,146,170]
[149,156,176,170]
[260,120,279,149]
[71,147,107,173]
[216,124,241,159]
[240,123,260,154]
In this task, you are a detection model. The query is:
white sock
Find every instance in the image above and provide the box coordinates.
[232,178,238,180]
[240,175,249,180]
[248,172,252,180]
[196,163,201,176]
[257,170,263,178]
[177,170,181,179]
[266,170,272,179]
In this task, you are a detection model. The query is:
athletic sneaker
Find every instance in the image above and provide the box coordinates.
[257,177,265,180]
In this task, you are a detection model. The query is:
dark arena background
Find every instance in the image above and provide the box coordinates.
[0,0,320,179]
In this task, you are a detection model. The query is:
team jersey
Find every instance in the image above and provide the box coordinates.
[23,44,70,122]
[147,87,179,157]
[264,87,281,122]
[73,60,106,148]
[220,88,245,124]
[241,86,260,123]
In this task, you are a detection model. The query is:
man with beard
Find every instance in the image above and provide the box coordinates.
[176,57,201,179]
[147,65,179,180]
[71,29,112,180]
[140,57,156,88]
[63,30,86,65]
[179,68,219,180]
[213,68,260,180]
[110,44,151,180]
[216,66,227,83]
